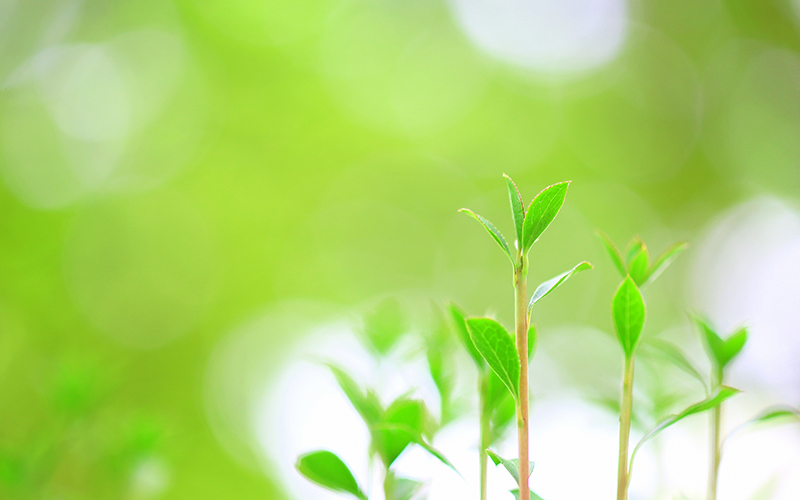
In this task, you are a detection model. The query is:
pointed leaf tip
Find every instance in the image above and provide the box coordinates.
[296,451,366,500]
[596,229,626,277]
[486,450,533,486]
[528,261,592,311]
[521,181,570,253]
[460,208,514,263]
[504,174,525,247]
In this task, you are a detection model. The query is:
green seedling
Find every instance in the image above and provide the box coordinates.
[598,233,722,500]
[295,363,456,500]
[693,316,747,500]
[460,175,591,500]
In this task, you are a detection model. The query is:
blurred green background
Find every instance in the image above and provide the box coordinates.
[1,0,800,499]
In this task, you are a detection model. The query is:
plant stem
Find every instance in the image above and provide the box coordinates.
[479,373,491,500]
[708,371,722,500]
[514,261,530,500]
[617,354,635,500]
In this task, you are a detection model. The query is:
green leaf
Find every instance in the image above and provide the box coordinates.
[449,304,484,370]
[384,472,422,500]
[596,230,627,277]
[467,318,520,400]
[361,298,407,356]
[373,422,460,475]
[640,338,708,393]
[629,386,741,476]
[489,392,516,444]
[750,406,800,424]
[486,450,533,486]
[521,181,570,253]
[642,241,688,286]
[504,174,525,247]
[373,398,429,466]
[296,450,367,500]
[694,317,748,373]
[326,364,383,426]
[459,208,513,263]
[528,261,593,311]
[612,276,646,358]
[626,240,650,286]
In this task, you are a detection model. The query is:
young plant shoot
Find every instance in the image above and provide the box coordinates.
[296,304,456,500]
[460,175,591,500]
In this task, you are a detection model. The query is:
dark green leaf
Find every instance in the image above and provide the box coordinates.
[642,241,688,286]
[296,450,366,500]
[327,364,383,426]
[629,386,740,475]
[521,181,570,253]
[362,298,407,356]
[467,318,520,400]
[612,276,646,358]
[459,208,513,263]
[596,230,626,277]
[504,174,525,248]
[449,304,484,369]
[486,450,533,486]
[528,261,593,311]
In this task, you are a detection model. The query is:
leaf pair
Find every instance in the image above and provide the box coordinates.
[597,231,687,287]
[460,177,570,264]
[694,317,747,378]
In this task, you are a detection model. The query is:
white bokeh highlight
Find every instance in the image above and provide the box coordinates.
[448,0,628,76]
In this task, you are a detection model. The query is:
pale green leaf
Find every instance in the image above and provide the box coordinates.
[373,422,460,475]
[361,298,407,356]
[629,386,741,477]
[596,230,626,277]
[467,318,520,400]
[296,450,367,500]
[385,472,422,500]
[694,317,748,374]
[612,276,646,358]
[449,304,484,369]
[373,397,429,466]
[642,241,688,286]
[486,450,533,486]
[326,364,383,426]
[641,338,708,393]
[521,181,570,253]
[627,240,650,286]
[749,405,800,424]
[504,174,525,248]
[528,261,593,311]
[459,208,513,263]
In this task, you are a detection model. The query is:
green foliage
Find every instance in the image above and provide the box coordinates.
[459,208,513,263]
[521,181,570,253]
[295,451,367,500]
[361,298,409,356]
[612,276,646,358]
[596,231,687,287]
[466,318,520,400]
[504,174,526,246]
[486,449,534,486]
[628,386,741,475]
[694,317,748,377]
[384,472,422,500]
[373,397,431,466]
[449,304,485,370]
[640,338,708,393]
[327,364,383,426]
[528,261,593,311]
